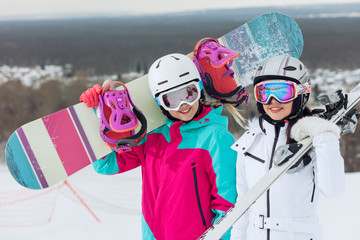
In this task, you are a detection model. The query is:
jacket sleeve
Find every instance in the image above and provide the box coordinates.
[230,148,249,240]
[208,129,238,240]
[313,132,345,197]
[93,140,146,175]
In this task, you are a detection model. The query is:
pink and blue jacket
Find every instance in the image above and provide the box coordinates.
[93,106,237,240]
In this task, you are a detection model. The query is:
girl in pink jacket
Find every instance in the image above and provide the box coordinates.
[81,53,240,240]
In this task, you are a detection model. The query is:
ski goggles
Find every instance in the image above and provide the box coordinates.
[254,80,311,104]
[155,80,203,111]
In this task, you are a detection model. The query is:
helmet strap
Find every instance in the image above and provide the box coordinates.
[160,106,180,122]
[257,101,287,127]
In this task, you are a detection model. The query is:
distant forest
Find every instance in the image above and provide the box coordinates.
[0,7,359,75]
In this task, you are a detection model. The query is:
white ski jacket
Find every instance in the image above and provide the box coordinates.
[230,118,345,240]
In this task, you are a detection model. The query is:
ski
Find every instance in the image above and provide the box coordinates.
[198,83,360,240]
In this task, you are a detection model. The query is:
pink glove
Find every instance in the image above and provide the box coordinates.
[79,84,102,108]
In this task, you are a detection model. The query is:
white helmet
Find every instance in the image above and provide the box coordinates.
[148,53,201,98]
[254,55,311,122]
[254,55,310,85]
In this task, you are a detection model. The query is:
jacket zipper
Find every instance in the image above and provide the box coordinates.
[191,163,207,230]
[311,167,316,202]
[267,125,281,240]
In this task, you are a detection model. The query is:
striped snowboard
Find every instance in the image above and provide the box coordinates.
[5,75,164,189]
[5,12,304,189]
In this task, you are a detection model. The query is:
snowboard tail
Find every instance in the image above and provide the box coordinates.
[220,12,303,86]
[6,104,111,189]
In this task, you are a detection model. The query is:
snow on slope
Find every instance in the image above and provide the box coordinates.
[0,164,359,240]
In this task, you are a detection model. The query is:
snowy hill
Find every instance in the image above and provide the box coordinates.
[0,164,359,240]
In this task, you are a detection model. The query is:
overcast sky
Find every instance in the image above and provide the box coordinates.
[2,0,360,17]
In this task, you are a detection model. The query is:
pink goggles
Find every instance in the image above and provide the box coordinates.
[254,80,311,104]
[155,80,203,111]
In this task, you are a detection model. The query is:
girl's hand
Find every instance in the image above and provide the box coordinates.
[79,84,102,108]
[291,116,341,142]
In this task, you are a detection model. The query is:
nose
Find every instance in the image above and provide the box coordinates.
[264,97,278,105]
[269,97,280,104]
[178,103,190,110]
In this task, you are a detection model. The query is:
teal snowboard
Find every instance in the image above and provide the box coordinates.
[5,12,303,189]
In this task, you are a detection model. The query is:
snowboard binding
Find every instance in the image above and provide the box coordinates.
[193,37,248,106]
[98,81,147,153]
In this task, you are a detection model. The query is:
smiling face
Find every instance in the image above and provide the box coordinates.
[263,98,293,121]
[168,101,200,122]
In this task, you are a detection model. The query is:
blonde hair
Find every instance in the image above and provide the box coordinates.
[201,100,246,128]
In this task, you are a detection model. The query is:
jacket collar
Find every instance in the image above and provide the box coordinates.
[165,106,227,130]
[232,118,288,153]
[259,118,288,138]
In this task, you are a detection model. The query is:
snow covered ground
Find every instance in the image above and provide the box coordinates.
[0,164,359,240]
[0,165,142,240]
[319,172,360,240]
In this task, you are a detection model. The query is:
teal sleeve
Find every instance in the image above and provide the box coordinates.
[210,129,237,203]
[93,151,120,175]
[209,130,238,240]
[93,141,144,175]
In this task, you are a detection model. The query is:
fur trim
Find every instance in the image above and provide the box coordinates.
[291,116,341,141]
[245,118,261,131]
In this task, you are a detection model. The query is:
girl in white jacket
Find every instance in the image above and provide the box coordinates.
[231,55,345,240]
